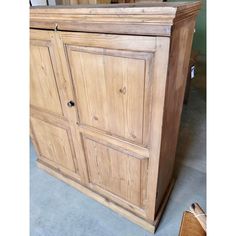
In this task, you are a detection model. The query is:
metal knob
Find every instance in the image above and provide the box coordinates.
[67,101,75,107]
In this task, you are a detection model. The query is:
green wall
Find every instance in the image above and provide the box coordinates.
[169,0,206,58]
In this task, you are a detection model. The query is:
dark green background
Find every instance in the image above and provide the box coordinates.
[169,0,206,58]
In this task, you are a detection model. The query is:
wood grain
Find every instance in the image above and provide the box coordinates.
[37,160,174,233]
[79,125,149,158]
[30,2,200,36]
[30,30,87,183]
[190,203,206,232]
[31,117,77,173]
[60,32,156,52]
[30,2,200,232]
[30,40,63,116]
[59,0,112,4]
[67,45,147,144]
[179,211,206,236]
[145,36,171,221]
[155,17,197,214]
[83,137,148,207]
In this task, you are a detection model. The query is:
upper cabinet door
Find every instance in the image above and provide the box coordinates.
[60,32,156,146]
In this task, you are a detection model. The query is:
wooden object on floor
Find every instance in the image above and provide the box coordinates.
[179,211,206,236]
[190,203,207,232]
[30,2,200,233]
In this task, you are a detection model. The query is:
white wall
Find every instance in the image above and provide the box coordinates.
[31,0,56,6]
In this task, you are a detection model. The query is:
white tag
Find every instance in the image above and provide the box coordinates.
[191,65,195,79]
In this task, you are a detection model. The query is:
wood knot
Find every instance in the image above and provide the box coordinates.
[54,23,58,31]
[93,116,98,121]
[104,196,110,203]
[119,86,126,95]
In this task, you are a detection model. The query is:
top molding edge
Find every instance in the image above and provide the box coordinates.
[30,1,201,36]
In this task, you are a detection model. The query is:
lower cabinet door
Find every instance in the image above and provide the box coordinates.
[31,117,80,179]
[83,137,148,212]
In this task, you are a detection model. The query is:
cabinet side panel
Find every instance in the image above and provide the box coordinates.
[155,17,196,213]
[145,37,170,221]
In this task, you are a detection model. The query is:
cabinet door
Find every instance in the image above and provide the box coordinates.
[61,32,155,146]
[30,30,81,180]
[58,32,156,213]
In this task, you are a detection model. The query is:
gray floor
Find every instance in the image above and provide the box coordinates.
[30,77,206,236]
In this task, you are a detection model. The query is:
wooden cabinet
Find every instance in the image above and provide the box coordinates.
[30,2,200,233]
[59,0,112,4]
[58,0,162,5]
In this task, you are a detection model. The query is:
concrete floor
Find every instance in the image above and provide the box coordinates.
[30,71,206,236]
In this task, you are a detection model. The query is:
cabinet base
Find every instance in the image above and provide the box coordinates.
[37,160,174,233]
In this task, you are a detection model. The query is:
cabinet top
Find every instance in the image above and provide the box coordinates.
[30,1,200,37]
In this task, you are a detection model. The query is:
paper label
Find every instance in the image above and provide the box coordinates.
[191,65,195,79]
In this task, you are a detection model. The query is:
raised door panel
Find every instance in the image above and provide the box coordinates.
[31,117,79,177]
[60,32,155,146]
[83,137,148,208]
[30,40,63,116]
[68,47,147,144]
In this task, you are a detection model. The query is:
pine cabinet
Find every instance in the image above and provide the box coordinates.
[30,2,200,233]
[59,0,112,4]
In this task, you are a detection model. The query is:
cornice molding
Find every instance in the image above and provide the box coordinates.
[30,2,201,36]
